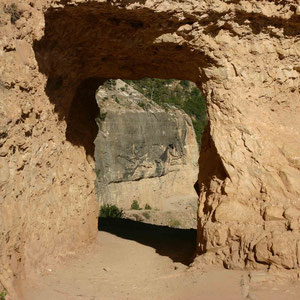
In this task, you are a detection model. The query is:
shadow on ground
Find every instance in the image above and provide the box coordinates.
[98,217,196,265]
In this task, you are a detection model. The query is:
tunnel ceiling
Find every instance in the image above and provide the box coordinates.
[33,2,213,83]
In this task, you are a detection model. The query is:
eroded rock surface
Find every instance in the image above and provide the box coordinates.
[94,80,199,210]
[0,0,300,297]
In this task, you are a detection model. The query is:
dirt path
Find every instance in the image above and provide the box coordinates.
[22,221,300,300]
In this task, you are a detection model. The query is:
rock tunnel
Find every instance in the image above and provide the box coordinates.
[1,0,300,296]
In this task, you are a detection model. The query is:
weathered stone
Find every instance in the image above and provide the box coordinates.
[0,158,10,188]
[214,201,262,224]
[289,220,300,232]
[279,167,300,195]
[284,207,300,221]
[270,235,298,269]
[255,234,299,269]
[264,206,285,221]
[94,80,199,209]
[255,239,270,265]
[264,220,287,232]
[297,241,300,267]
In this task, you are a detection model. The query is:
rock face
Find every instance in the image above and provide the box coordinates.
[0,0,299,297]
[94,80,199,210]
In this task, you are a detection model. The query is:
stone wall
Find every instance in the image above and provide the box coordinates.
[94,80,199,210]
[0,0,299,297]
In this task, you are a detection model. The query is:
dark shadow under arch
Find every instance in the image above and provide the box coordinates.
[98,217,197,266]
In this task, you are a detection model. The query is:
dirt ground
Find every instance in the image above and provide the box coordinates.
[21,219,300,300]
[123,195,198,229]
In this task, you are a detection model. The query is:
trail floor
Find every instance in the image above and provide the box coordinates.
[23,220,300,300]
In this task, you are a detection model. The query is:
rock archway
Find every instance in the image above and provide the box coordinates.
[0,0,299,296]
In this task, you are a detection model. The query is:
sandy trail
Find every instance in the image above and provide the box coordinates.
[22,220,300,300]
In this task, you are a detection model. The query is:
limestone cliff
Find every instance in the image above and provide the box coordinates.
[94,80,199,209]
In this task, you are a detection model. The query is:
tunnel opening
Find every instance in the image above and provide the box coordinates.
[32,0,227,268]
[94,78,206,212]
[91,77,205,265]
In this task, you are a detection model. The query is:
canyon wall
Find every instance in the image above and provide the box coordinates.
[0,0,299,297]
[94,80,199,210]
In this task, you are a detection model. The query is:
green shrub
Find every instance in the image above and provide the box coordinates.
[103,79,116,90]
[168,218,181,228]
[180,80,190,88]
[115,97,120,103]
[138,102,146,109]
[95,112,107,129]
[99,112,107,121]
[4,3,20,24]
[0,289,7,300]
[145,203,152,210]
[131,200,141,210]
[142,212,151,219]
[99,204,123,218]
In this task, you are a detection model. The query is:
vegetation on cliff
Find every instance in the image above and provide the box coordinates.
[124,79,207,146]
[99,204,124,218]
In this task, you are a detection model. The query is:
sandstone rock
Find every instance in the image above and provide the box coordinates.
[289,220,300,232]
[0,158,10,188]
[297,241,300,267]
[255,234,298,269]
[214,201,261,224]
[284,208,300,221]
[270,235,298,269]
[264,206,285,221]
[255,239,270,265]
[279,167,300,195]
[264,220,287,232]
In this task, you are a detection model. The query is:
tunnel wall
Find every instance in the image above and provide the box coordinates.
[0,0,299,296]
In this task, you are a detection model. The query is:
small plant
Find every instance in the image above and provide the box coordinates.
[145,203,152,210]
[104,79,116,90]
[168,218,181,228]
[95,112,107,129]
[115,97,120,103]
[4,3,20,24]
[120,87,126,92]
[138,102,146,109]
[131,200,141,210]
[0,289,7,300]
[180,80,190,88]
[142,212,150,219]
[99,112,107,121]
[99,204,123,218]
[162,103,169,111]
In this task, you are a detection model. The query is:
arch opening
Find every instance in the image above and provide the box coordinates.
[32,0,226,268]
[87,77,205,265]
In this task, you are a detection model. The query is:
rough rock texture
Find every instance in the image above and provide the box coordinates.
[94,80,199,210]
[0,0,300,297]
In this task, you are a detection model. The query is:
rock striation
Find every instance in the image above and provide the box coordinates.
[94,80,199,210]
[0,0,299,297]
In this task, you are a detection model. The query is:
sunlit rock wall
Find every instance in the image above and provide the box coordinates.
[94,80,199,210]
